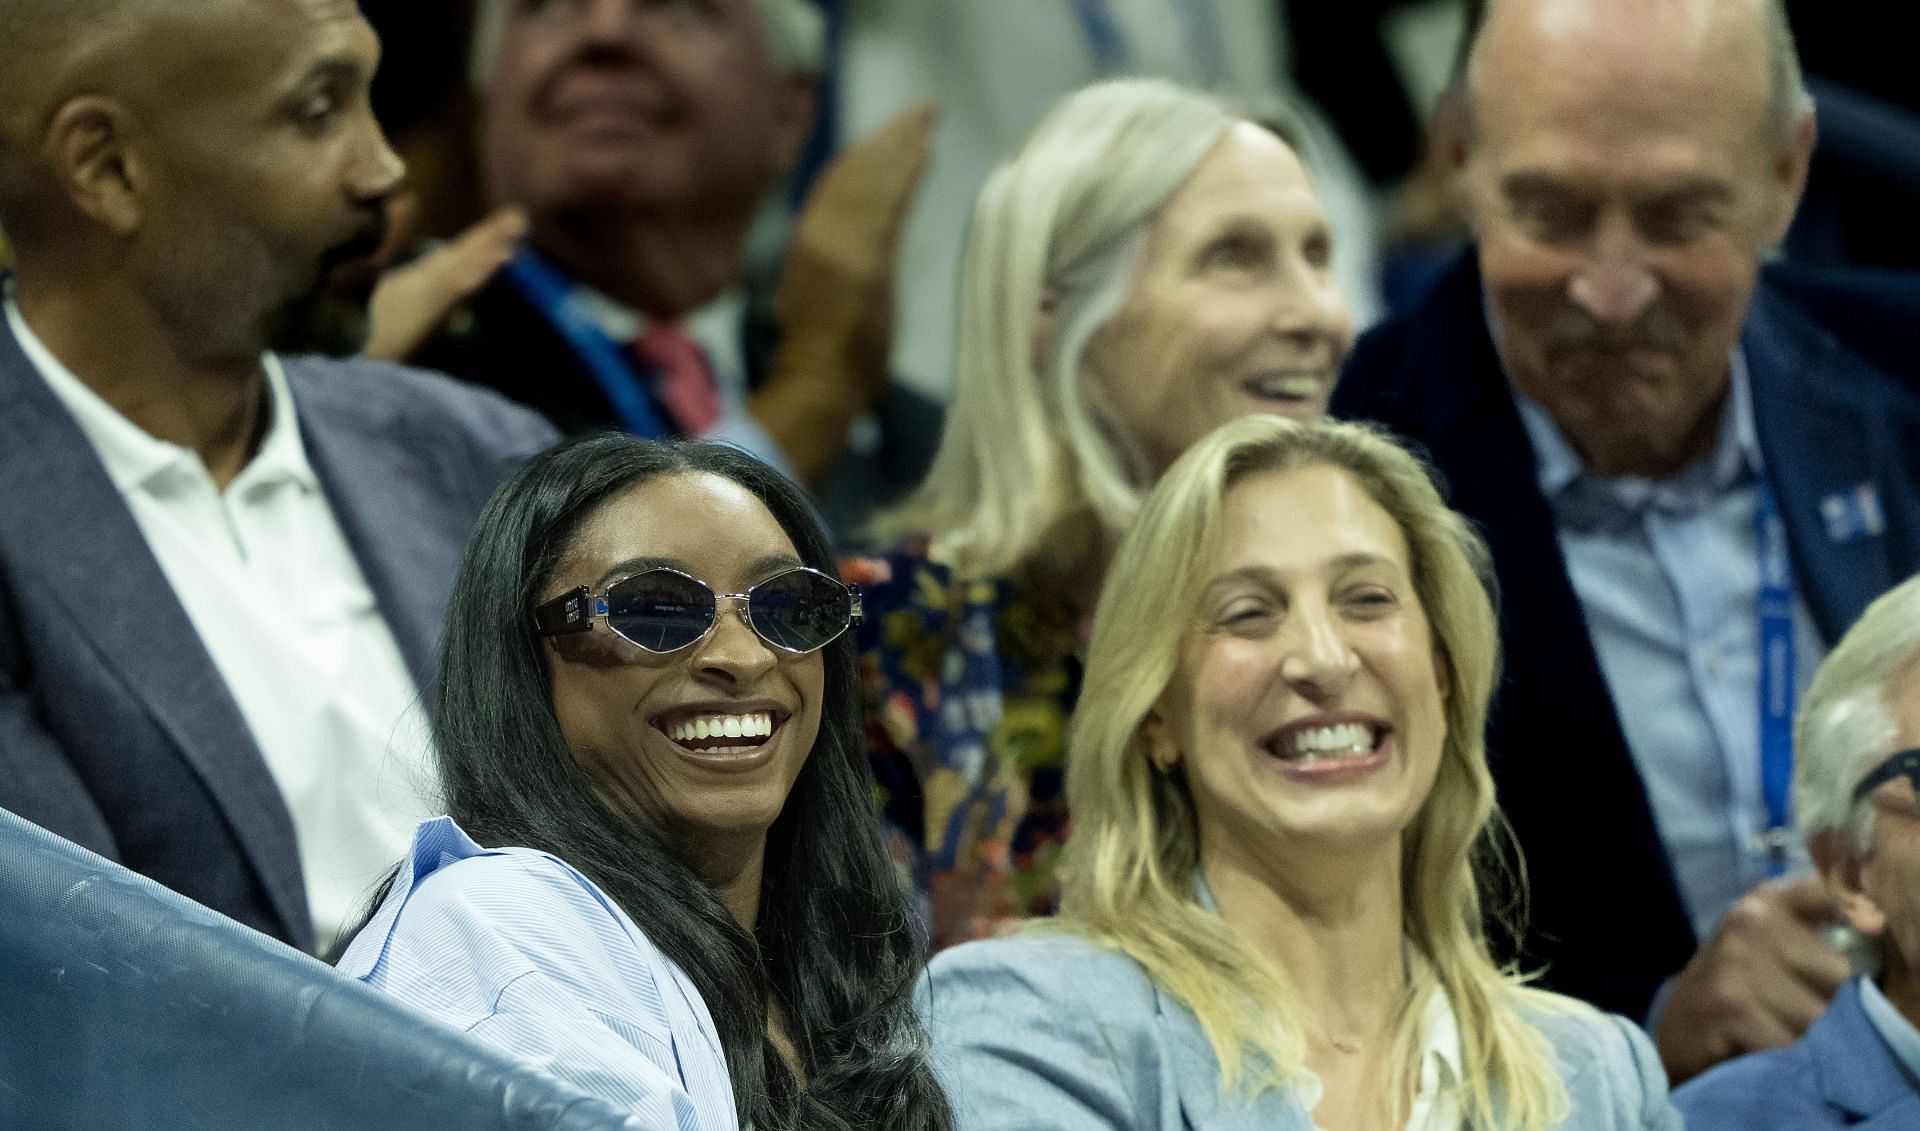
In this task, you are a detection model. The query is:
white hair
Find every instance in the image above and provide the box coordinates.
[468,0,825,90]
[878,78,1303,581]
[1794,573,1920,853]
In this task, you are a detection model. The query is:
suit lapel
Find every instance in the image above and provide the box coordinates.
[1809,981,1920,1124]
[1744,284,1897,643]
[1155,984,1311,1130]
[287,360,471,702]
[0,323,310,945]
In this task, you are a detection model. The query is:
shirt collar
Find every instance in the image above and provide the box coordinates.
[1513,347,1763,504]
[1858,975,1920,1088]
[5,291,317,497]
[570,281,748,396]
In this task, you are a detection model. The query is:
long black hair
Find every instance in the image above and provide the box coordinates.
[434,433,951,1130]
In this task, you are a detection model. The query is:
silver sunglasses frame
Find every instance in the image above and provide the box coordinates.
[535,565,863,656]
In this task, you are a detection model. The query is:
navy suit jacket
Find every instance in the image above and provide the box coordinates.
[1330,253,1920,1020]
[0,315,557,952]
[1673,978,1920,1129]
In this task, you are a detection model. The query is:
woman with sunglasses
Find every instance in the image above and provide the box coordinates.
[336,434,953,1131]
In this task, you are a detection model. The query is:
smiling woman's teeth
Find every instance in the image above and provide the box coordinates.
[1245,374,1325,400]
[667,711,774,749]
[1286,723,1375,762]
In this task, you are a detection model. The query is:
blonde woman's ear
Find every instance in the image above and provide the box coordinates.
[1140,708,1182,773]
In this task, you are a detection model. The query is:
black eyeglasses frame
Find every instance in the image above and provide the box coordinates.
[1852,748,1920,805]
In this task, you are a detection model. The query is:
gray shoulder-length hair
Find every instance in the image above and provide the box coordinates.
[878,77,1301,582]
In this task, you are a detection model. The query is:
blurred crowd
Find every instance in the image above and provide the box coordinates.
[3,0,1919,1128]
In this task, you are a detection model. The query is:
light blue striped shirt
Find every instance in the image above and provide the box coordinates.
[337,817,739,1131]
[1515,352,1826,945]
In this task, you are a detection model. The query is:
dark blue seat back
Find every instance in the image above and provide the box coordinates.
[0,806,662,1130]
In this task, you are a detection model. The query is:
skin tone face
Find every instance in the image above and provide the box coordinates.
[1826,655,1920,1025]
[1454,0,1812,479]
[1146,464,1450,874]
[481,0,813,225]
[1086,123,1354,476]
[133,0,405,359]
[542,472,824,895]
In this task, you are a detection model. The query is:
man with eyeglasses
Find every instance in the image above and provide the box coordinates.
[1675,571,1920,1127]
[0,0,556,955]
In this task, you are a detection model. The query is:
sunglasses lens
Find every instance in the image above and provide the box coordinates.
[750,569,852,653]
[605,570,714,652]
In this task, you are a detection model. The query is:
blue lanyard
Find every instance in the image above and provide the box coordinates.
[1756,482,1797,873]
[504,249,670,439]
[1068,0,1224,84]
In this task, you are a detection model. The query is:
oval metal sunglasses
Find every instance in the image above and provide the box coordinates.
[534,565,862,655]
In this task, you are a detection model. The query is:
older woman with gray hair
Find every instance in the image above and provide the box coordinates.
[846,77,1354,948]
[1676,572,1920,1128]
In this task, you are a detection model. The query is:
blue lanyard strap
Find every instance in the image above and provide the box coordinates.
[1068,0,1224,84]
[1756,481,1796,871]
[504,249,671,439]
[1069,0,1129,72]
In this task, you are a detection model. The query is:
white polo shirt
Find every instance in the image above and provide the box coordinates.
[6,297,435,953]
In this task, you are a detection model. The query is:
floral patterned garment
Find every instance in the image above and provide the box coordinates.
[842,541,1083,949]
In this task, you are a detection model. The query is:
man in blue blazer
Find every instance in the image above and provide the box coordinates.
[0,0,555,953]
[1674,575,1920,1129]
[1330,0,1920,1083]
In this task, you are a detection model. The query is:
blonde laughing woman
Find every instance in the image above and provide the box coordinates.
[916,415,1681,1129]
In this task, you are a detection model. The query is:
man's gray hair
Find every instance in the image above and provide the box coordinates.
[1794,573,1920,852]
[468,0,825,90]
[1452,0,1814,147]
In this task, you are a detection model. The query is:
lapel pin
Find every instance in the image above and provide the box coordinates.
[1820,483,1885,544]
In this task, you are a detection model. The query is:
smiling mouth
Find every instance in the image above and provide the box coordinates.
[649,708,787,756]
[1264,720,1388,766]
[1240,372,1330,403]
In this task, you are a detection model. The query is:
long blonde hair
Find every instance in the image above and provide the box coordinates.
[877,78,1294,582]
[1056,414,1574,1129]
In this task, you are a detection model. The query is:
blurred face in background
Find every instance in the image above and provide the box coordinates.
[479,0,815,226]
[1085,123,1353,476]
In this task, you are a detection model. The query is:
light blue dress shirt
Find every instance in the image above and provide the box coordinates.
[337,817,739,1131]
[1514,353,1825,944]
[1858,977,1920,1088]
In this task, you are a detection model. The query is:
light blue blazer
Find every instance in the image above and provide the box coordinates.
[1673,978,1920,1129]
[917,935,1683,1130]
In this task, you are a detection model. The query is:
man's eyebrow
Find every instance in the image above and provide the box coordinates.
[1498,171,1584,198]
[291,54,367,92]
[1633,177,1736,206]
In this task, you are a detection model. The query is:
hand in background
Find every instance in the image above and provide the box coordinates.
[752,103,939,485]
[364,204,528,362]
[1655,876,1848,1083]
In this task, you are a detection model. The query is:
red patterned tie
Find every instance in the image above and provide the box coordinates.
[632,322,721,436]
